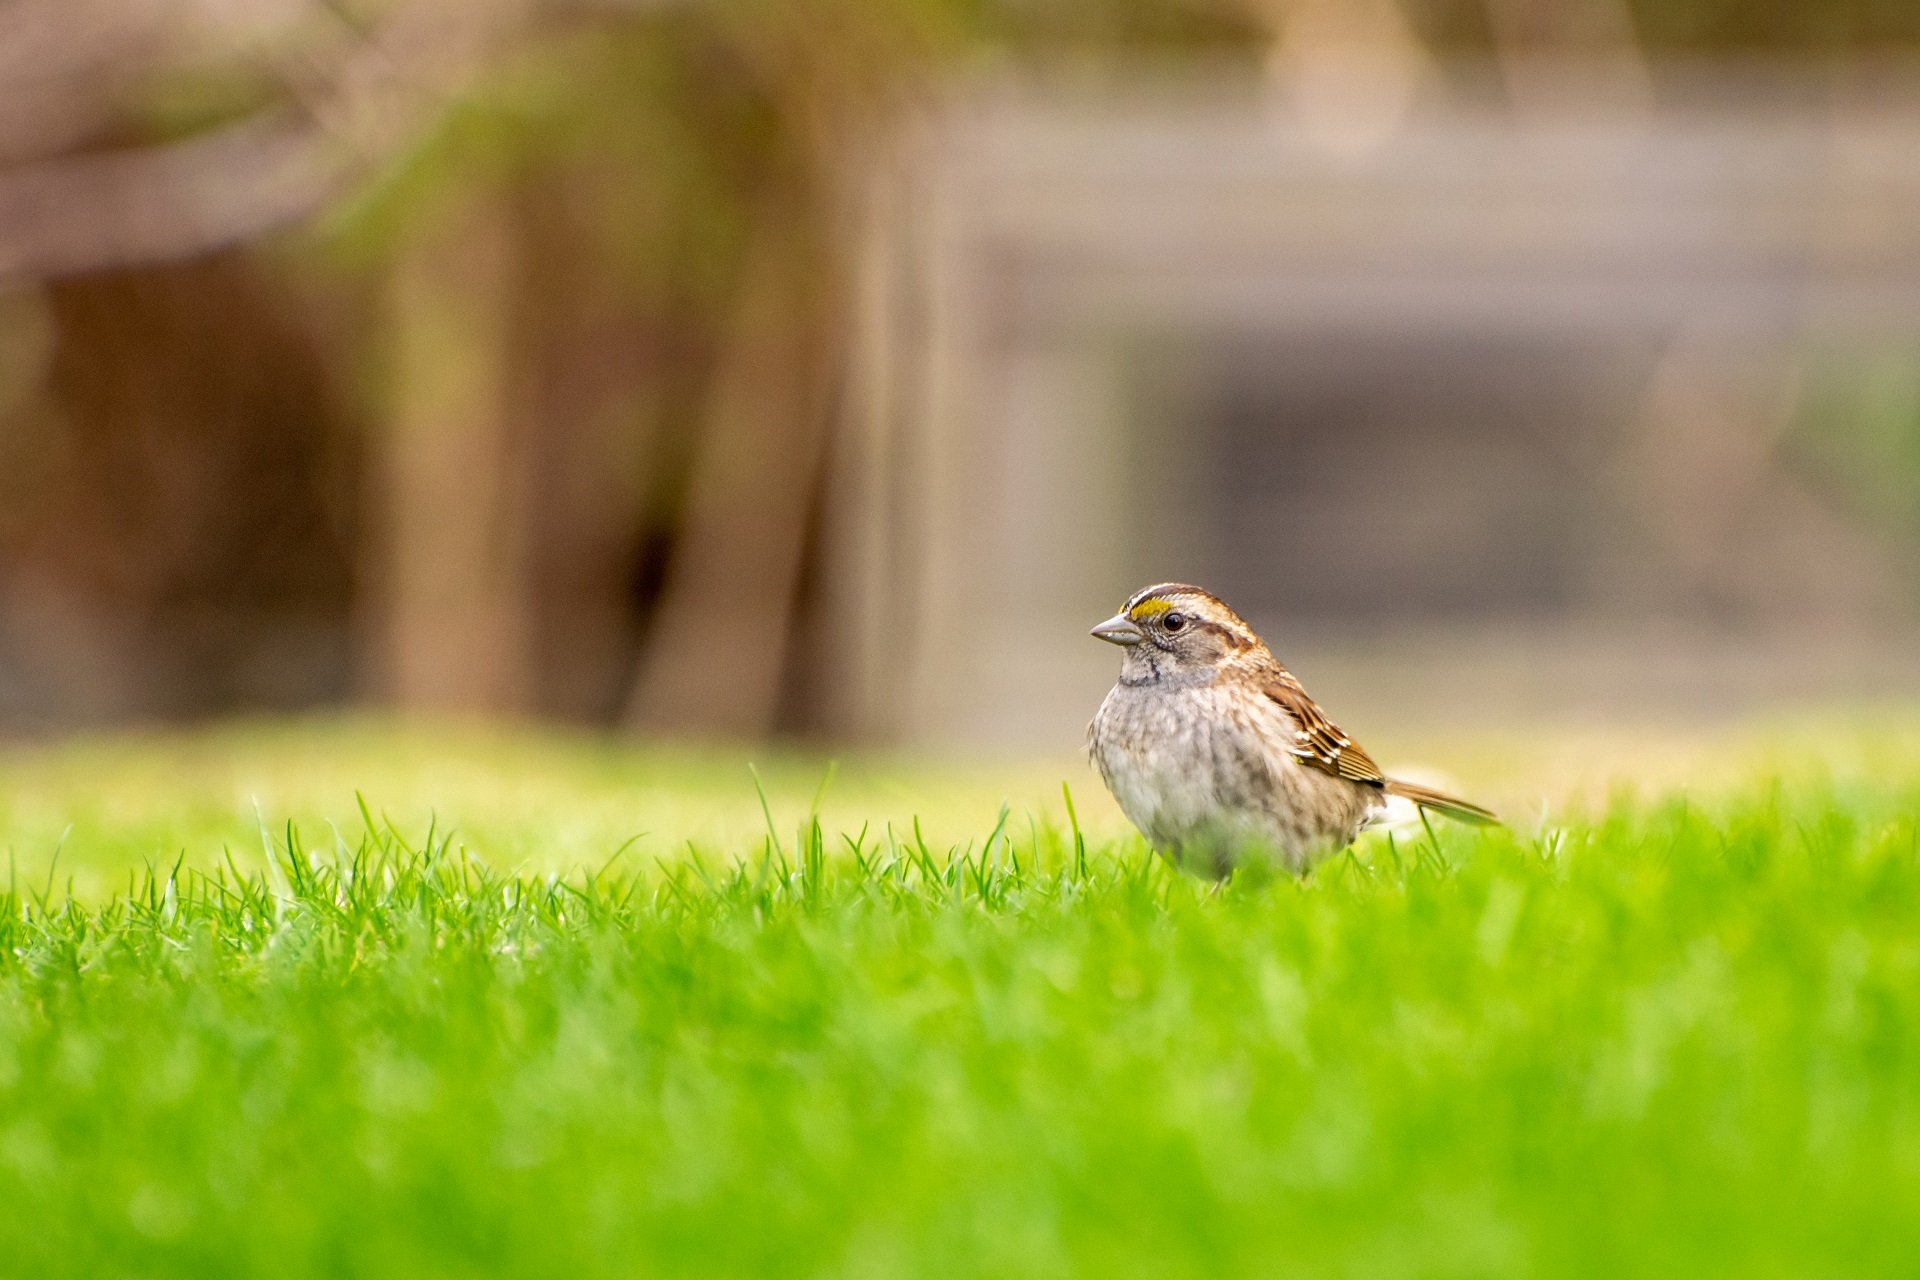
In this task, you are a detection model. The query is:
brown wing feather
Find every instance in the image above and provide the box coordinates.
[1262,676,1385,787]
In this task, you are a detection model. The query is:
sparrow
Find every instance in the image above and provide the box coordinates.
[1087,582,1496,877]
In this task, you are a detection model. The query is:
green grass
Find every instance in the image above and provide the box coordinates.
[3,724,1920,1277]
[0,717,1107,896]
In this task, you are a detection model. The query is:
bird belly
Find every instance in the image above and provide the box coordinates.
[1090,681,1378,874]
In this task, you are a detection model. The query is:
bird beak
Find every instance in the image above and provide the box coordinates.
[1090,614,1145,646]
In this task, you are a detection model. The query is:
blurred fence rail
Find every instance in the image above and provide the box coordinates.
[1,0,1919,742]
[832,62,1920,745]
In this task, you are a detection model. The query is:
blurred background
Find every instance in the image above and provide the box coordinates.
[3,0,1919,751]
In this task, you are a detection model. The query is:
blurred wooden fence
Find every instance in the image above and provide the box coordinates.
[835,64,1920,744]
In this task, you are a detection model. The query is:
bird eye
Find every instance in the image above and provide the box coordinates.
[1162,612,1186,632]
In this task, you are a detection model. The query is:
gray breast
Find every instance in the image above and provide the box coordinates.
[1091,677,1379,870]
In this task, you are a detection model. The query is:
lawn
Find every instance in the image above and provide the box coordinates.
[2,718,1919,1277]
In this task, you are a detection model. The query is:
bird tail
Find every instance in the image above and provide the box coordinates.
[1383,779,1500,827]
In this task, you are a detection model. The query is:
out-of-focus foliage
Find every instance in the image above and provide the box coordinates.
[1786,347,1920,594]
[2,0,1918,735]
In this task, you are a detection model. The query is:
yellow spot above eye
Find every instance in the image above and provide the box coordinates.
[1128,599,1174,620]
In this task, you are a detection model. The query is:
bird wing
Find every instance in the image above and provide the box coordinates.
[1262,675,1386,787]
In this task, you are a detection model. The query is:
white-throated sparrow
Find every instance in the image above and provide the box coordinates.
[1088,583,1496,877]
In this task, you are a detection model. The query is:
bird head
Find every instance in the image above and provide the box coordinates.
[1090,583,1265,683]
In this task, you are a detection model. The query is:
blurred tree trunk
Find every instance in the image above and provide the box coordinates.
[376,195,535,714]
[625,162,842,738]
[511,174,682,723]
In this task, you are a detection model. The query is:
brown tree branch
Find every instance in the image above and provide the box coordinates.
[0,113,352,282]
[0,0,539,284]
